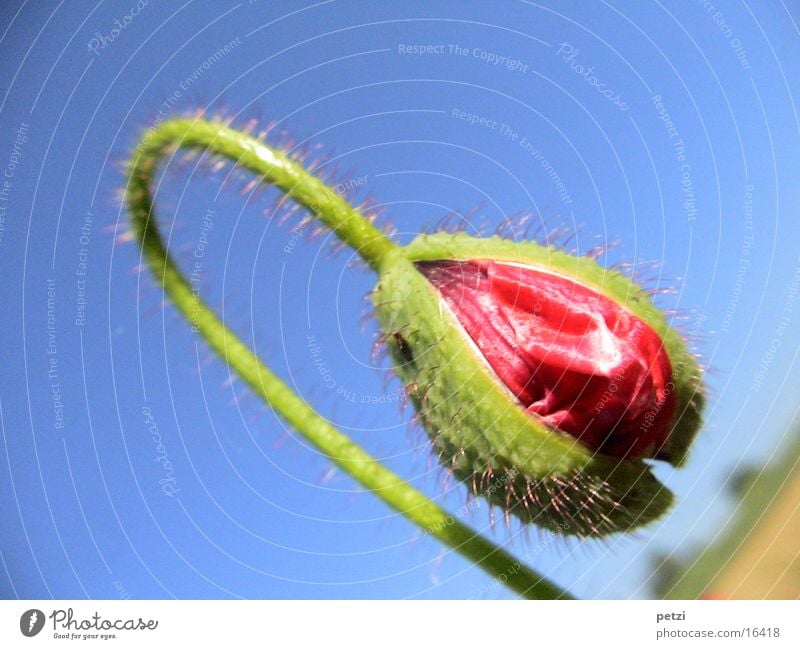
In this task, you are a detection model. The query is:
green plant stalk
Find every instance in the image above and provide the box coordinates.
[126,117,572,600]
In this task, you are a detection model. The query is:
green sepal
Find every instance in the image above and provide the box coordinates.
[372,233,705,536]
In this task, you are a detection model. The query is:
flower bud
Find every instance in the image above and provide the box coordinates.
[373,233,704,536]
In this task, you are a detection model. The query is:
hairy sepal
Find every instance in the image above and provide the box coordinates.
[372,233,703,536]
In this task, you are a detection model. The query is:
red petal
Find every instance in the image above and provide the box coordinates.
[416,260,676,458]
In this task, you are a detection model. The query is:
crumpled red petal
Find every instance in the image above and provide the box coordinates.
[416,259,676,458]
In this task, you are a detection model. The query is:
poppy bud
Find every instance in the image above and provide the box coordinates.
[373,232,704,536]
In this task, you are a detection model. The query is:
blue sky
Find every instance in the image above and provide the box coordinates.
[1,0,799,599]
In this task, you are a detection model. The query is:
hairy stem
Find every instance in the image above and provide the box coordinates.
[126,116,572,600]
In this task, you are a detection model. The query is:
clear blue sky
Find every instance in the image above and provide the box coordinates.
[1,0,799,599]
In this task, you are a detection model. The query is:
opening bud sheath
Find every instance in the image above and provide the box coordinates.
[373,233,704,536]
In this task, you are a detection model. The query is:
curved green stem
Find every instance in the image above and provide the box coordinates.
[126,117,572,600]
